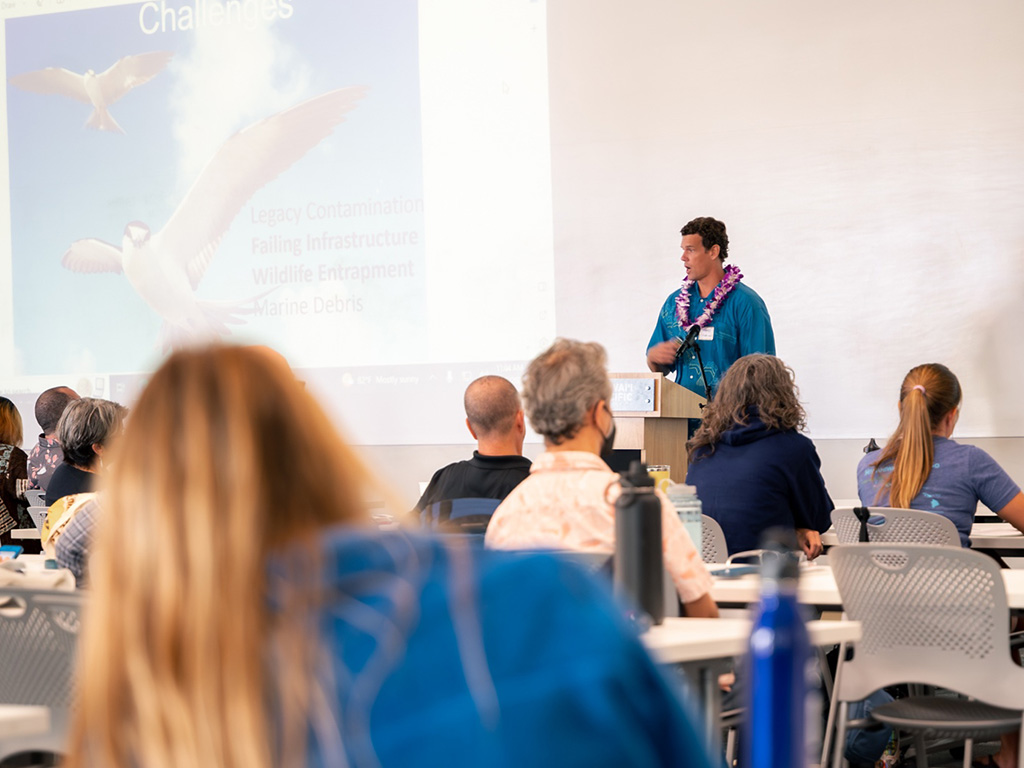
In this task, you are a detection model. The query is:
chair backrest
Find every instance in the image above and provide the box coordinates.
[423,498,501,534]
[0,589,82,708]
[27,506,49,532]
[830,544,1024,708]
[831,506,960,547]
[0,588,84,757]
[700,515,728,563]
[24,490,46,508]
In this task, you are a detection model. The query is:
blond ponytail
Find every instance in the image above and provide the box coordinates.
[872,364,961,508]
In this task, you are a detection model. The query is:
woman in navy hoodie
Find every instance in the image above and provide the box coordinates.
[686,354,833,559]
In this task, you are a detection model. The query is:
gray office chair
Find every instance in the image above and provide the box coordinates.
[0,588,84,761]
[696,515,741,761]
[423,498,502,534]
[24,490,46,509]
[829,544,1024,768]
[831,506,960,548]
[700,515,728,563]
[27,506,48,533]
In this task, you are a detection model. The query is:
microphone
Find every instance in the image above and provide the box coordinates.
[674,324,702,359]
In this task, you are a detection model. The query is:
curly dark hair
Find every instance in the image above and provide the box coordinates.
[686,354,805,460]
[680,216,729,262]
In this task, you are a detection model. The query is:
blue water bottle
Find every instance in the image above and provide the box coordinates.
[744,537,812,768]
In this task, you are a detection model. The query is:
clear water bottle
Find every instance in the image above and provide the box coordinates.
[666,483,703,549]
[613,461,664,626]
[744,535,814,768]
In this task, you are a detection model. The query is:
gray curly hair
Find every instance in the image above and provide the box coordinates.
[521,339,612,444]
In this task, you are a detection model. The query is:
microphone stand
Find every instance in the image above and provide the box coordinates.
[676,335,713,408]
[691,341,713,407]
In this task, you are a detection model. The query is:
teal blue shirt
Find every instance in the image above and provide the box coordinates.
[647,280,775,396]
[299,529,714,768]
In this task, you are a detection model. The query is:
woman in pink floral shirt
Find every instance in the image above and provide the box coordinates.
[486,339,717,617]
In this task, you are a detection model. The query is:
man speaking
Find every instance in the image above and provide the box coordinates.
[646,216,774,397]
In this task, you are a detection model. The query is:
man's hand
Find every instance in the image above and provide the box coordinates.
[646,340,681,371]
[796,528,823,560]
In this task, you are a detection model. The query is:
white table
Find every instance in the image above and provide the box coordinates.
[710,564,1024,610]
[966,522,1024,553]
[643,616,859,664]
[642,617,861,752]
[0,554,76,590]
[7,554,52,570]
[0,704,49,740]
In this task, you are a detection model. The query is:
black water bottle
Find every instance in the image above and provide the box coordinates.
[614,460,664,626]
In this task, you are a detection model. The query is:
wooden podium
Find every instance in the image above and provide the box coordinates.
[609,373,706,484]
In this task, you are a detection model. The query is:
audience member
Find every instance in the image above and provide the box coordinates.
[44,397,126,506]
[65,345,715,768]
[686,354,833,559]
[26,385,79,491]
[858,362,1024,547]
[859,362,1023,768]
[486,338,717,617]
[411,375,530,528]
[42,491,99,561]
[0,397,30,545]
[53,494,101,585]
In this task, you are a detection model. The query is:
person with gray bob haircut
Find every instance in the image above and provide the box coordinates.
[45,398,127,506]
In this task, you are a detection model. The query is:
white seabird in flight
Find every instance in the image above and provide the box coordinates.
[62,86,368,349]
[9,51,174,134]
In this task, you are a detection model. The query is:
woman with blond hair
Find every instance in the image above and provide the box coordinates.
[65,345,713,768]
[685,354,833,559]
[858,362,1024,547]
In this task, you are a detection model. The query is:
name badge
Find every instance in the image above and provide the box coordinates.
[698,326,715,341]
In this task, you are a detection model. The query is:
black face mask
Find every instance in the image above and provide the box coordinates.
[599,407,616,464]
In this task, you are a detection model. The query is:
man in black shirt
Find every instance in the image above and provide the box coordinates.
[412,376,531,529]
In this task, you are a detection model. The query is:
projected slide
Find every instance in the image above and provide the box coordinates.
[1,0,556,444]
[7,1,424,373]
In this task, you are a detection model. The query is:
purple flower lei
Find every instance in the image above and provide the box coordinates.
[674,263,743,331]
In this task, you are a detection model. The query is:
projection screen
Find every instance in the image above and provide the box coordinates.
[2,0,1022,445]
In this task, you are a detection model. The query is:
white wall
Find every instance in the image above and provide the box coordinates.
[367,0,1024,509]
[545,0,1024,440]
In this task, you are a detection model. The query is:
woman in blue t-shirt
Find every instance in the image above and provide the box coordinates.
[858,363,1024,548]
[686,354,833,559]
